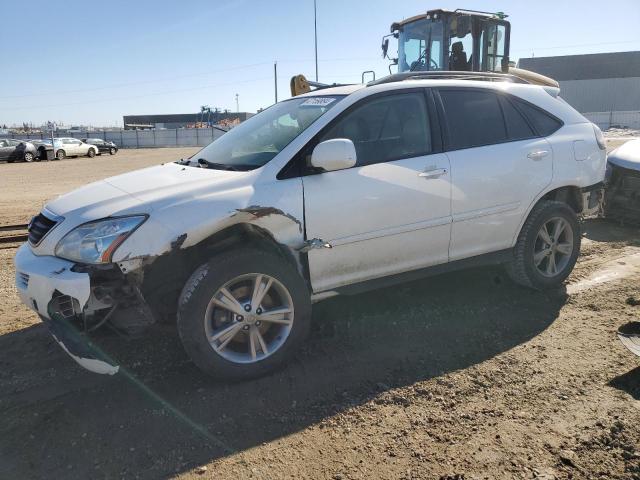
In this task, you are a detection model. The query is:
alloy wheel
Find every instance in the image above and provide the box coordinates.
[203,273,294,364]
[533,217,574,278]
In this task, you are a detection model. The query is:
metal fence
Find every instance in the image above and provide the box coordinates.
[582,111,640,130]
[0,127,227,148]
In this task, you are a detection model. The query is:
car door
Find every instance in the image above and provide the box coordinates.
[301,90,452,292]
[436,88,553,261]
[73,139,86,155]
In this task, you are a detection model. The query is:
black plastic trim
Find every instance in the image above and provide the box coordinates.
[331,248,513,296]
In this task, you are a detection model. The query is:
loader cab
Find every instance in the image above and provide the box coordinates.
[385,9,511,74]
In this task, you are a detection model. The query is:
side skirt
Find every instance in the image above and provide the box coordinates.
[330,249,514,297]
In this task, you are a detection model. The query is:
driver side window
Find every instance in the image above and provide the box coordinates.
[319,92,432,167]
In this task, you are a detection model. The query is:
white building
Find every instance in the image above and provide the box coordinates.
[518,51,640,130]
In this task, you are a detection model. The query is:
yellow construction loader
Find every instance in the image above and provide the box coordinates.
[291,8,557,97]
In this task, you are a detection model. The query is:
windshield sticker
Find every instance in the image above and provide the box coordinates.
[300,97,336,107]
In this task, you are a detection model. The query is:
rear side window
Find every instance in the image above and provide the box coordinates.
[439,90,506,150]
[499,97,535,140]
[511,98,562,137]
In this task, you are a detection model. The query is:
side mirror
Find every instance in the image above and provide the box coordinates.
[311,139,357,172]
[381,38,389,59]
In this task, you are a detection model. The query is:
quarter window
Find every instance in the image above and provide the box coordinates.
[511,98,562,137]
[440,89,506,149]
[320,92,432,166]
[499,96,535,140]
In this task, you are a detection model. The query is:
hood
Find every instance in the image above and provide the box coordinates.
[608,139,640,171]
[46,162,248,221]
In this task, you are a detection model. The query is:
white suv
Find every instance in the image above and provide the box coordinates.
[54,138,98,160]
[15,74,606,379]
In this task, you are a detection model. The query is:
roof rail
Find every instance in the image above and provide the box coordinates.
[367,71,529,86]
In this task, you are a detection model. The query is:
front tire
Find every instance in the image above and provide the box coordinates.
[87,148,96,158]
[24,152,34,162]
[109,147,117,155]
[177,248,311,380]
[507,200,581,289]
[56,149,66,160]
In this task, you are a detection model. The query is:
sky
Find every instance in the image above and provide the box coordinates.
[1,0,639,127]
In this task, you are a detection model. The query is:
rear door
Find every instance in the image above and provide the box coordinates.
[72,139,85,155]
[437,88,553,260]
[302,90,452,292]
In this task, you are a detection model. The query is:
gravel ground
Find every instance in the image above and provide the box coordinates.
[0,147,639,480]
[0,147,198,225]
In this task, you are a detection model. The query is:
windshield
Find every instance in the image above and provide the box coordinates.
[398,18,444,72]
[189,95,344,171]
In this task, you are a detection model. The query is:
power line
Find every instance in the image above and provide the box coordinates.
[3,77,272,111]
[511,39,640,53]
[0,62,273,100]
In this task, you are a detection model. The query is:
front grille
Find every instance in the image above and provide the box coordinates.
[28,212,58,245]
[16,272,29,290]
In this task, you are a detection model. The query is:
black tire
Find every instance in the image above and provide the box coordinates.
[56,149,66,160]
[177,248,311,380]
[87,148,96,158]
[109,147,117,155]
[506,200,581,290]
[23,152,34,162]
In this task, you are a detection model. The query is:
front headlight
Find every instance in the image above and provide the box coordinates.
[55,215,147,264]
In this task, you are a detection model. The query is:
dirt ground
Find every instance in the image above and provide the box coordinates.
[0,147,199,225]
[1,146,639,480]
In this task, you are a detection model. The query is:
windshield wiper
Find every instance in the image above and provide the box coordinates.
[197,158,241,171]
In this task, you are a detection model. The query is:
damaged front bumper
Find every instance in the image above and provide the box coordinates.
[14,244,120,375]
[605,163,640,223]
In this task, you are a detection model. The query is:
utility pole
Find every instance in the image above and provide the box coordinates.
[274,62,278,103]
[235,93,239,113]
[314,0,319,81]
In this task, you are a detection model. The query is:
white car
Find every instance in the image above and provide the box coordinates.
[54,137,98,160]
[15,73,606,379]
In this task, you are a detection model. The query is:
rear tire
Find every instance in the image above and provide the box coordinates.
[177,248,311,380]
[506,200,581,289]
[56,149,66,160]
[24,152,34,162]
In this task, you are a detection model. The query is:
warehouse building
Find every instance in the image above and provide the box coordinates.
[518,51,640,129]
[123,112,253,130]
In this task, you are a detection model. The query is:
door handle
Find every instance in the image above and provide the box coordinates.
[418,167,447,179]
[527,150,549,160]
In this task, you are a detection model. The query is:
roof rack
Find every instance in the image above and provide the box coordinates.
[367,71,529,86]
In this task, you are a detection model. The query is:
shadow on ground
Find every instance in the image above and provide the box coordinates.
[582,217,640,245]
[610,366,640,401]
[0,264,567,479]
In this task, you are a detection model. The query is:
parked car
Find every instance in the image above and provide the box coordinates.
[14,73,606,379]
[53,137,98,160]
[81,138,118,155]
[0,138,38,162]
[604,138,640,223]
[30,140,55,160]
